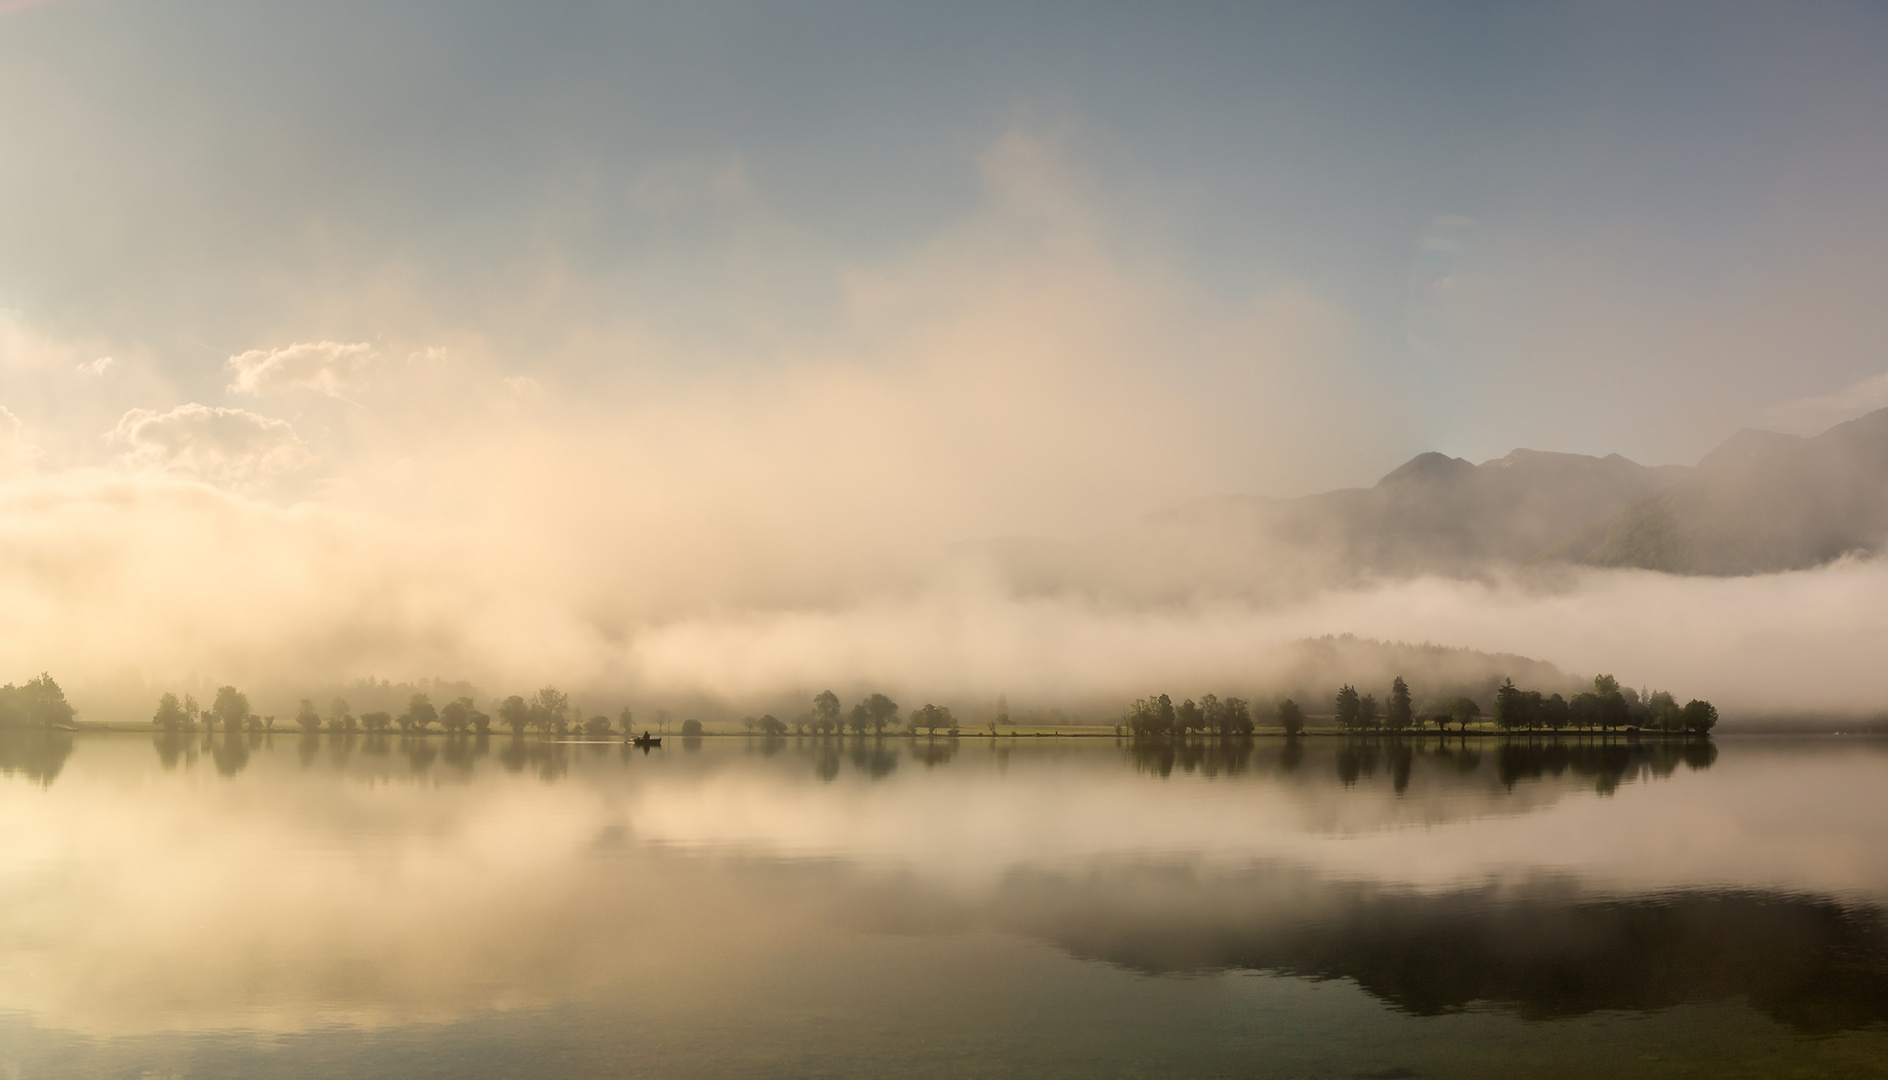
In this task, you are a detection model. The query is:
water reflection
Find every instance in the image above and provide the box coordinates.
[0,729,73,786]
[1126,737,1253,778]
[209,729,250,777]
[498,736,568,779]
[144,729,1728,803]
[990,865,1888,1033]
[1,733,1885,1076]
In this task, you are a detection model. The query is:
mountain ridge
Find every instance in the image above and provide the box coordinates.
[1548,407,1888,574]
[957,407,1888,595]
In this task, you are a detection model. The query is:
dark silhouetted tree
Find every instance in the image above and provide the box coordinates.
[1223,697,1253,736]
[1543,693,1570,731]
[19,674,75,729]
[863,693,899,734]
[531,687,571,735]
[1176,698,1203,736]
[1357,693,1380,731]
[210,686,250,734]
[1334,685,1361,731]
[1569,692,1600,730]
[0,673,78,730]
[1494,679,1522,730]
[440,698,470,734]
[153,692,186,732]
[1519,690,1544,730]
[1386,676,1413,732]
[1276,698,1304,737]
[1683,699,1718,735]
[812,690,842,735]
[295,698,322,734]
[680,718,704,737]
[498,695,530,736]
[1599,687,1629,731]
[399,693,437,735]
[910,703,956,735]
[1127,694,1175,737]
[1198,693,1222,735]
[1449,696,1481,732]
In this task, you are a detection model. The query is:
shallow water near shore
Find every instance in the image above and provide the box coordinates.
[3,731,1887,1078]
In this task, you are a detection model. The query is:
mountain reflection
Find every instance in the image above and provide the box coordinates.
[0,735,1884,1045]
[998,867,1888,1034]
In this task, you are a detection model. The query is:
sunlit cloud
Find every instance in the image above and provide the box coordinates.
[227,340,377,397]
[109,403,311,485]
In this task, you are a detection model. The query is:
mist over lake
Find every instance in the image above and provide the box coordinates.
[2,730,1886,1078]
[5,2,1888,1075]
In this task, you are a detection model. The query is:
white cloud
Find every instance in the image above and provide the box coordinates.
[227,340,376,396]
[75,356,114,377]
[110,403,310,484]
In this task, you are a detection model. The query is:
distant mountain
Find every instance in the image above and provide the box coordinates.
[958,446,1689,601]
[1245,446,1689,573]
[1546,408,1888,574]
[956,407,1888,595]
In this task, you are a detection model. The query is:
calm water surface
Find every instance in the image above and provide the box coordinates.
[3,732,1887,1078]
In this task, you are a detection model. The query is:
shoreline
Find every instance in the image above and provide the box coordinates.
[42,724,1816,740]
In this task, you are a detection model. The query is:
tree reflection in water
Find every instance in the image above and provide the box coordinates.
[498,737,568,780]
[142,727,1721,808]
[209,730,249,777]
[0,729,74,786]
[18,731,1884,1055]
[910,738,957,769]
[848,740,898,779]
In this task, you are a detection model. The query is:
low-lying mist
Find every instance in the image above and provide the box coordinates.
[10,451,1886,724]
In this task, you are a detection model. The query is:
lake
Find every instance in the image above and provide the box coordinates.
[3,731,1887,1078]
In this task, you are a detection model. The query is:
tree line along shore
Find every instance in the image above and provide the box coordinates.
[0,672,1715,740]
[142,688,984,739]
[1128,673,1717,738]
